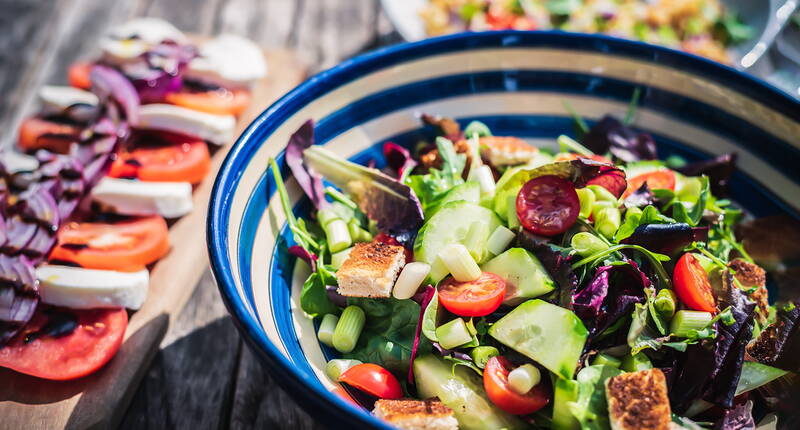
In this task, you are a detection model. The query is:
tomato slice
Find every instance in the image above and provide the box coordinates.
[49,216,170,272]
[516,175,580,236]
[623,170,676,198]
[673,253,717,313]
[438,272,506,317]
[338,363,403,399]
[0,307,127,380]
[554,153,613,164]
[164,88,250,116]
[68,62,93,90]
[109,132,211,184]
[18,117,82,153]
[484,356,550,415]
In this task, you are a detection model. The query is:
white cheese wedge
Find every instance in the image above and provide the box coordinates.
[101,17,187,63]
[91,177,193,218]
[1,151,39,173]
[37,265,149,310]
[186,34,267,88]
[39,85,98,115]
[137,103,235,145]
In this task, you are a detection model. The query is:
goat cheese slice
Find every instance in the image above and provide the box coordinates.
[137,103,235,145]
[39,85,98,115]
[91,177,193,218]
[186,34,267,88]
[1,151,39,173]
[37,265,149,310]
[101,17,188,63]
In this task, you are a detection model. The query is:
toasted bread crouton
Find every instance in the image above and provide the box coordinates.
[605,368,671,430]
[373,399,458,430]
[336,241,406,298]
[730,259,769,325]
[479,136,539,167]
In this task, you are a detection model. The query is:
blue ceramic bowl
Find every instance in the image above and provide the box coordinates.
[208,31,800,429]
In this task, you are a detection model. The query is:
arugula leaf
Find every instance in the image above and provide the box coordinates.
[421,289,441,342]
[616,205,675,241]
[444,354,483,376]
[571,244,671,288]
[299,264,339,317]
[567,365,623,430]
[269,158,320,252]
[435,137,466,183]
[717,12,754,45]
[404,138,466,214]
[658,176,710,227]
[628,300,672,355]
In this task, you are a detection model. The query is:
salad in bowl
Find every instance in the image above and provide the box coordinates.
[263,103,795,429]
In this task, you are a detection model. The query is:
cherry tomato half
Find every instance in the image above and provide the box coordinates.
[109,132,211,184]
[0,307,127,380]
[516,175,580,236]
[673,253,717,313]
[484,356,550,415]
[68,62,93,90]
[338,363,403,399]
[18,117,82,154]
[623,170,676,198]
[438,272,506,317]
[48,216,170,272]
[374,233,412,263]
[165,88,251,116]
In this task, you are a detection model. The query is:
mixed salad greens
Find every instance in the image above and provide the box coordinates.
[270,97,799,429]
[419,0,752,63]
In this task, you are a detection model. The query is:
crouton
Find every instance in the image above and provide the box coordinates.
[605,368,671,430]
[478,136,539,167]
[336,241,406,298]
[373,399,458,430]
[730,259,769,325]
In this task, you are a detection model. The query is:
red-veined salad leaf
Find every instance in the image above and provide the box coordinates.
[571,262,649,337]
[582,115,658,162]
[383,142,417,181]
[408,284,435,384]
[679,153,737,197]
[623,183,655,208]
[303,146,424,236]
[748,302,800,373]
[285,120,329,210]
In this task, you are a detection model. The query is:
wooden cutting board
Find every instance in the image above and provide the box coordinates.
[0,49,306,430]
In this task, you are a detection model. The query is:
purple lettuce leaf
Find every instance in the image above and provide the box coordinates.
[623,183,655,208]
[621,223,709,255]
[515,230,578,309]
[383,142,417,179]
[582,115,657,162]
[713,399,755,430]
[670,341,717,413]
[571,261,649,336]
[284,120,329,210]
[747,302,800,373]
[679,153,737,198]
[408,285,435,384]
[288,244,317,272]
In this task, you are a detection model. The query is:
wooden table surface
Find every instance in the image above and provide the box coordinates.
[0,0,400,428]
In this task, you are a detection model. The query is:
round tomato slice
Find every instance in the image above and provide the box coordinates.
[109,132,210,184]
[68,62,93,90]
[48,216,170,272]
[338,363,403,399]
[554,153,613,164]
[484,356,550,415]
[438,272,506,317]
[623,170,676,198]
[18,117,82,153]
[0,307,127,380]
[673,253,717,313]
[164,88,250,116]
[516,175,580,236]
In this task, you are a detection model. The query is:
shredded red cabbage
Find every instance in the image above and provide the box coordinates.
[408,284,435,384]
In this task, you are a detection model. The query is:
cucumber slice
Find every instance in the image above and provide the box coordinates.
[414,201,502,276]
[481,248,555,305]
[552,377,580,430]
[429,181,481,217]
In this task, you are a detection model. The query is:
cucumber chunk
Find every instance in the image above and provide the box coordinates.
[489,299,588,379]
[414,201,502,280]
[414,354,525,430]
[481,248,555,305]
[429,181,481,216]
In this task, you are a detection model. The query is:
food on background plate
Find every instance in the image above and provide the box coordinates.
[419,0,752,63]
[269,97,797,428]
[0,17,267,380]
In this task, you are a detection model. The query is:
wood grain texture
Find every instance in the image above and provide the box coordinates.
[0,0,399,428]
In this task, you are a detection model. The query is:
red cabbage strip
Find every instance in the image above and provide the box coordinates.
[0,254,38,345]
[285,120,329,210]
[408,285,435,384]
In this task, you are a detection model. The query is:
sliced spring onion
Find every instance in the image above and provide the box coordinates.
[438,243,481,282]
[393,262,431,300]
[325,219,352,253]
[508,364,541,395]
[464,221,490,262]
[670,310,713,338]
[654,289,677,320]
[317,313,339,347]
[428,255,450,284]
[332,305,365,353]
[347,219,372,243]
[594,207,621,239]
[587,184,618,203]
[325,359,361,381]
[487,225,515,256]
[317,208,340,227]
[473,165,496,196]
[576,187,596,219]
[331,247,353,270]
[592,353,622,368]
[571,232,609,257]
[325,186,358,210]
[464,120,492,138]
[435,318,473,350]
[557,134,593,157]
[621,352,652,372]
[470,346,499,369]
